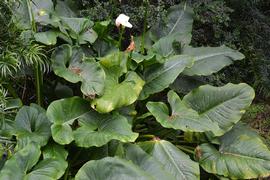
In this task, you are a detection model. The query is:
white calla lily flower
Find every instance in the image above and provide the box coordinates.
[115,14,133,28]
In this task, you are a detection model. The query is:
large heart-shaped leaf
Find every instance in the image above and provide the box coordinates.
[91,71,145,113]
[196,124,270,179]
[183,83,255,136]
[14,105,51,149]
[0,143,67,179]
[147,91,220,133]
[139,140,200,180]
[47,97,89,145]
[122,143,175,180]
[51,44,105,97]
[73,111,138,147]
[150,4,193,46]
[182,46,245,76]
[75,157,153,180]
[139,55,193,100]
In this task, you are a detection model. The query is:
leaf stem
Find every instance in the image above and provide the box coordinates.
[118,26,124,50]
[139,134,155,139]
[176,145,195,155]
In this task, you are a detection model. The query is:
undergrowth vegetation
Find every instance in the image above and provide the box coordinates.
[0,0,269,179]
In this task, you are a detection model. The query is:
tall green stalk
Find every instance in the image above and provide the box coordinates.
[140,0,149,54]
[26,0,43,106]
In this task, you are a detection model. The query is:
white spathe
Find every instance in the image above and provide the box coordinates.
[115,14,133,28]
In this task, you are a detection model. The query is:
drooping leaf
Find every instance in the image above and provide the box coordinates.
[91,71,145,113]
[182,46,245,76]
[14,105,51,149]
[0,143,67,180]
[75,157,153,180]
[196,124,270,179]
[183,83,255,136]
[139,140,200,180]
[146,91,219,133]
[51,44,105,96]
[139,55,193,100]
[47,97,89,145]
[150,4,193,46]
[123,143,176,180]
[73,111,138,147]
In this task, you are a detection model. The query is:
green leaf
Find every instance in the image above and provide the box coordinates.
[60,17,97,44]
[147,90,219,133]
[73,111,138,147]
[78,29,98,44]
[60,17,93,35]
[196,124,270,179]
[91,71,145,113]
[34,31,58,45]
[51,44,105,96]
[43,143,68,160]
[0,143,67,180]
[25,158,67,180]
[139,55,193,100]
[139,140,200,180]
[150,4,193,46]
[99,51,129,75]
[14,105,51,149]
[75,157,153,180]
[0,143,41,179]
[182,46,245,76]
[151,34,178,57]
[123,144,176,180]
[47,97,89,145]
[183,83,255,136]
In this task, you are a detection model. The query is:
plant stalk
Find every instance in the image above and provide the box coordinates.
[176,145,195,155]
[26,0,43,106]
[140,0,149,54]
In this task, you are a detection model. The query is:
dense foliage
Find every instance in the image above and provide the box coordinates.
[0,0,270,179]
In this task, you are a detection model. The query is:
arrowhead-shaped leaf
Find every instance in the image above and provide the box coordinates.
[196,124,270,179]
[139,55,193,100]
[147,83,254,136]
[51,44,105,96]
[182,46,245,76]
[14,105,51,149]
[47,97,89,145]
[139,140,200,180]
[183,83,255,136]
[73,111,138,147]
[75,157,153,180]
[147,90,219,133]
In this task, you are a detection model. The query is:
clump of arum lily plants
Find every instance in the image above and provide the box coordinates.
[0,0,270,179]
